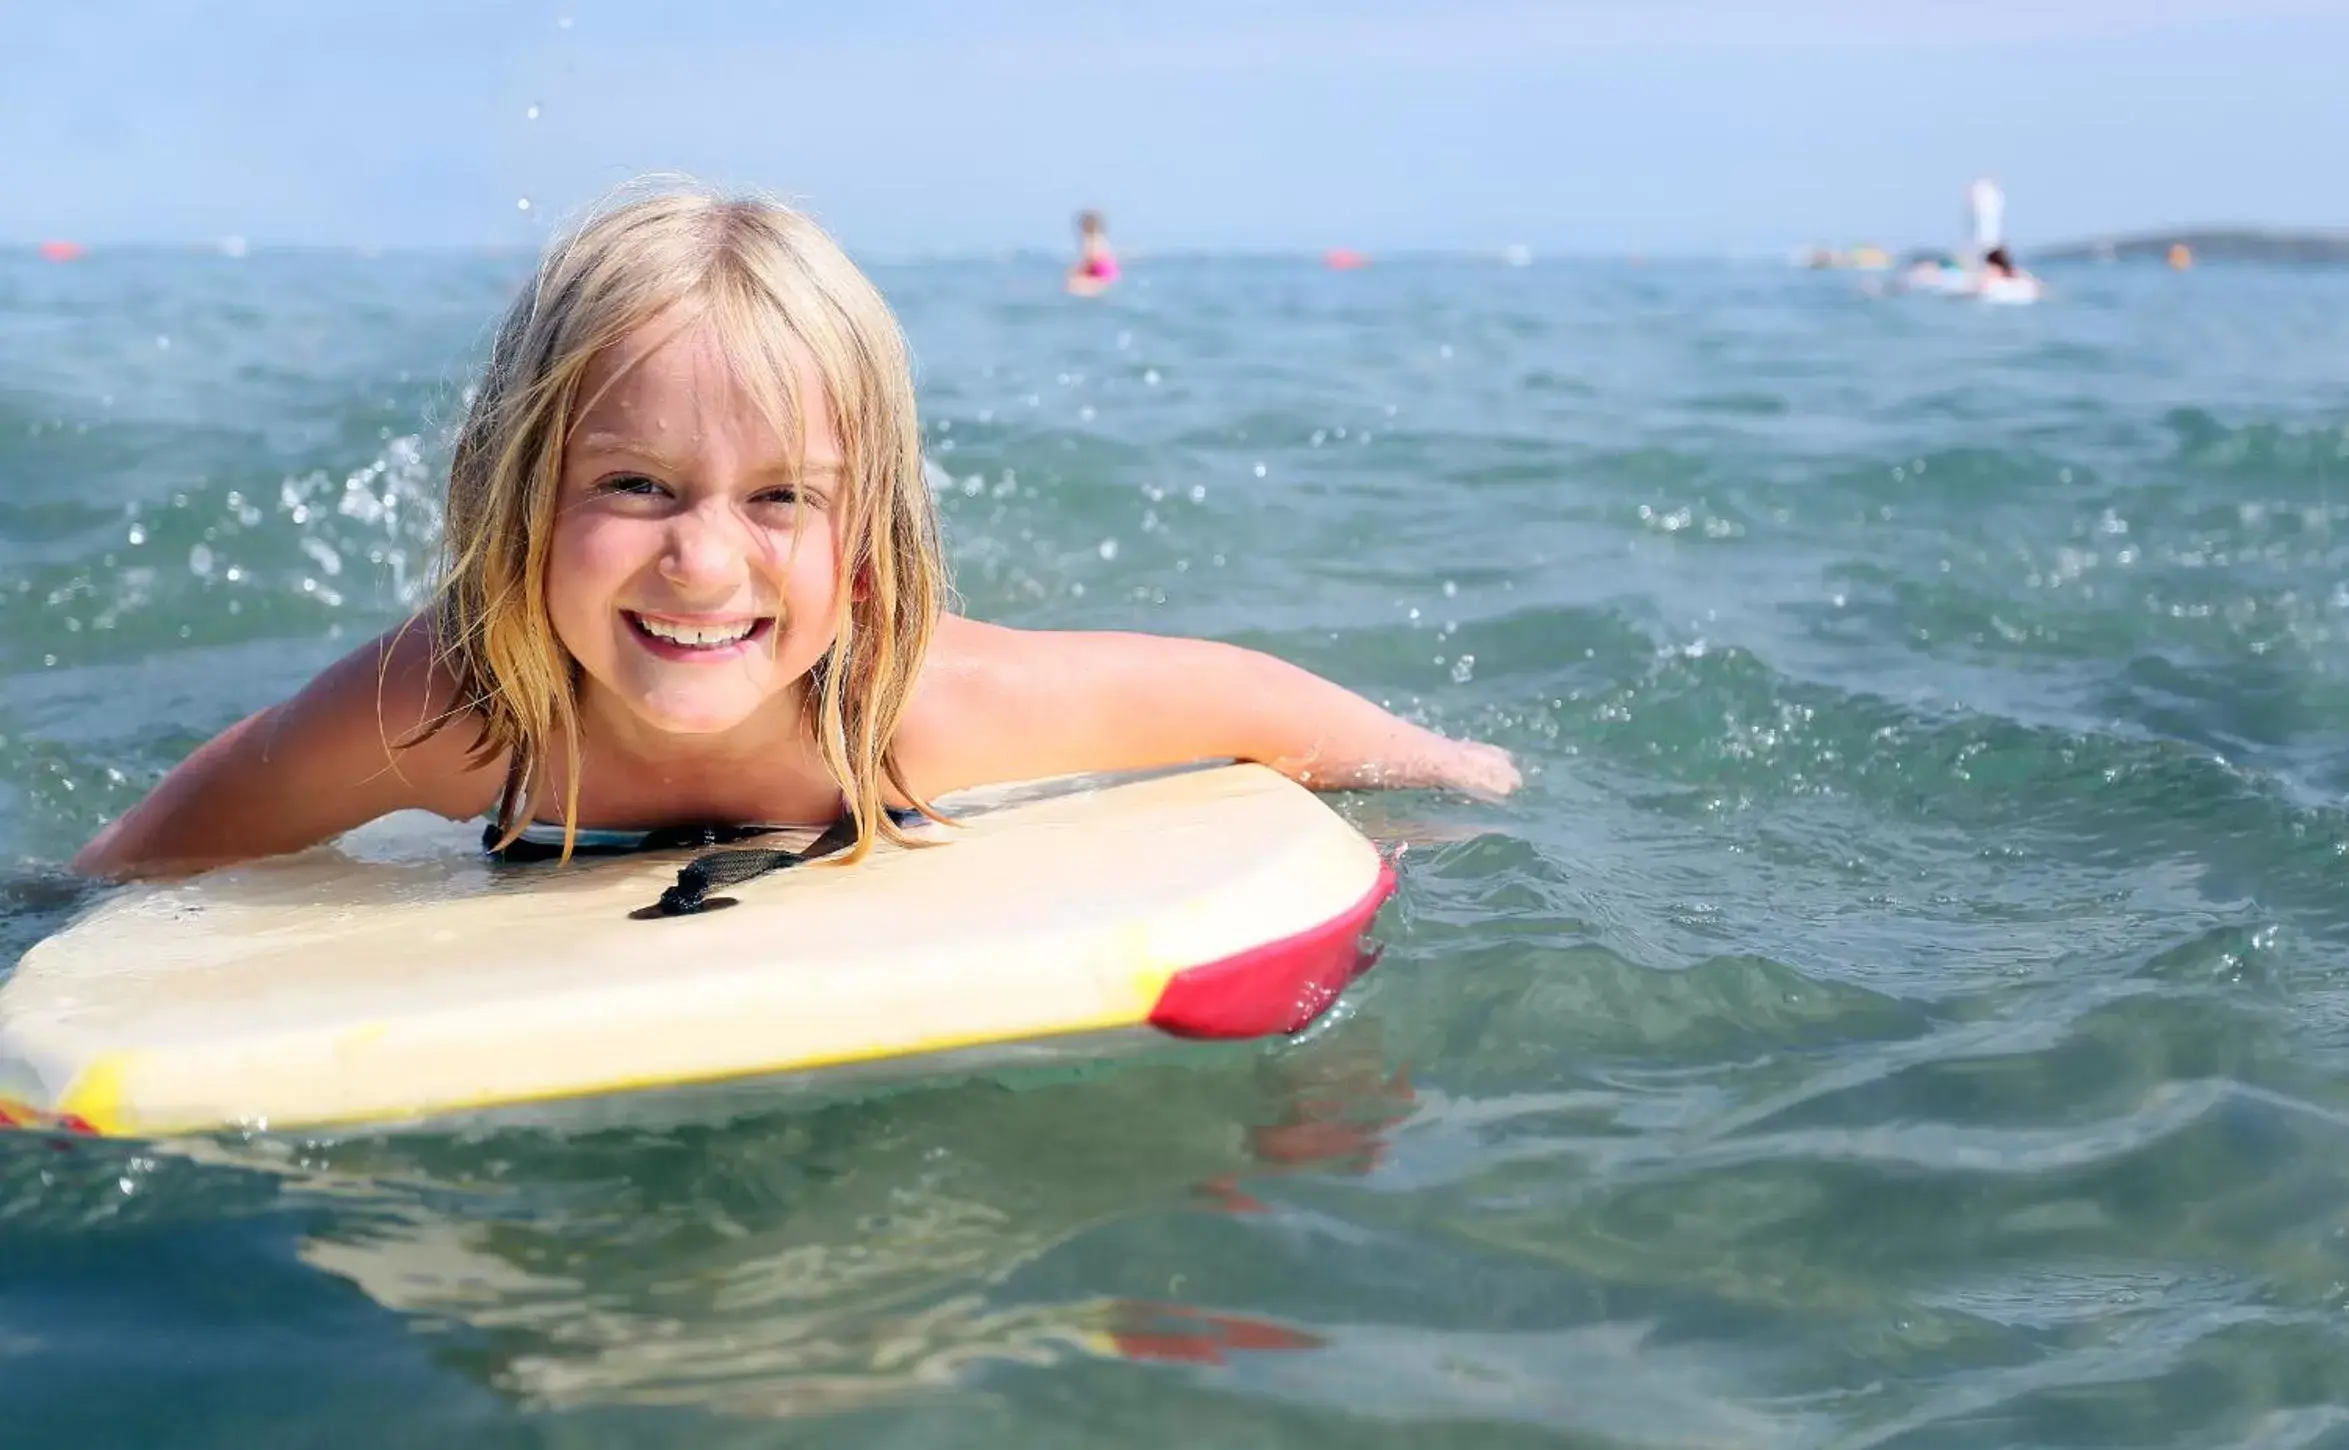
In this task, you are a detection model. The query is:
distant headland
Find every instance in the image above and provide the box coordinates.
[2036,229,2349,265]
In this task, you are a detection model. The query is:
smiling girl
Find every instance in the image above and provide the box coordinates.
[73,186,1516,880]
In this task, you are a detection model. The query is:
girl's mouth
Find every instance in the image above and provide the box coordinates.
[625,611,775,659]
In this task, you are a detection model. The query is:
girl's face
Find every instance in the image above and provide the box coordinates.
[548,312,846,739]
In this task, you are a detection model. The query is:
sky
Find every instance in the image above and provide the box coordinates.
[3,0,2345,256]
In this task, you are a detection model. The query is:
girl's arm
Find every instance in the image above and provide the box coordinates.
[71,621,501,879]
[902,620,1519,798]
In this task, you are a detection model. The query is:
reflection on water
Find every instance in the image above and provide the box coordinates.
[216,1028,1409,1420]
[238,1029,1813,1442]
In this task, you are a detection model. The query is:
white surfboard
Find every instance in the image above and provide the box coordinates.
[0,765,1394,1138]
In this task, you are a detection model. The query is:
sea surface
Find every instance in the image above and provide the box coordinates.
[7,249,2349,1447]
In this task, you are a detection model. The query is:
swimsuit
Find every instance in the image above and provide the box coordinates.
[1081,255,1119,281]
[479,756,922,864]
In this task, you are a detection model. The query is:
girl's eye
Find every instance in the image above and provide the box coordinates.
[603,474,667,497]
[751,486,806,508]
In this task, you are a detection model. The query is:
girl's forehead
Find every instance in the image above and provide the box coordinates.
[574,312,840,453]
[585,311,824,404]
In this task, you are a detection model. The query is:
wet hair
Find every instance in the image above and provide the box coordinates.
[1077,210,1105,236]
[418,180,947,864]
[1984,246,2015,275]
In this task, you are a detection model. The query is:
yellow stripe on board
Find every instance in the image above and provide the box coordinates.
[56,1051,134,1137]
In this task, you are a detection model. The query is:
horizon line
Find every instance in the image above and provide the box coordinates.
[11,226,2349,266]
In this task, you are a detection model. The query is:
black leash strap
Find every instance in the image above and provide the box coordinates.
[630,813,862,920]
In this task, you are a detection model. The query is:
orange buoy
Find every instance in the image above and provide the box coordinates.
[37,240,84,263]
[2167,242,2193,270]
[1323,248,1369,270]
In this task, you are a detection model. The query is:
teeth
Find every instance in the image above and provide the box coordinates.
[636,615,756,647]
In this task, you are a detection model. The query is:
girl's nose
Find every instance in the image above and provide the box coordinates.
[656,502,750,597]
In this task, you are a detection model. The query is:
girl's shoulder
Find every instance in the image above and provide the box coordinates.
[70,617,506,877]
[888,616,1229,797]
[896,614,1017,723]
[890,616,1040,792]
[305,617,508,820]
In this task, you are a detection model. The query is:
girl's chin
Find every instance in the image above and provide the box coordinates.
[596,678,786,736]
[626,696,773,735]
[567,654,805,736]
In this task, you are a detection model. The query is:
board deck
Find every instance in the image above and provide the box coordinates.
[0,765,1394,1137]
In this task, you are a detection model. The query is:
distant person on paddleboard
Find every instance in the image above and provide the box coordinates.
[1973,246,2046,304]
[1065,210,1119,297]
[75,185,1516,879]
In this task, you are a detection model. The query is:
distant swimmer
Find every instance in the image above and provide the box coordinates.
[1967,175,2006,266]
[1899,252,1969,294]
[1065,210,1119,297]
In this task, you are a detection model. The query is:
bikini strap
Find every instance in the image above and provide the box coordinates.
[631,804,927,919]
[632,811,860,919]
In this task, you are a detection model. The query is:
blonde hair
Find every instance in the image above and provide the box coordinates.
[420,181,946,863]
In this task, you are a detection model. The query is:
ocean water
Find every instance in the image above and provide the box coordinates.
[8,249,2349,1447]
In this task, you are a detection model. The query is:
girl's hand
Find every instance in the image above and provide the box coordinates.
[1438,739,1521,800]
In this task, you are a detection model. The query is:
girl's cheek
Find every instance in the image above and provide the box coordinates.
[567,516,649,575]
[754,524,826,581]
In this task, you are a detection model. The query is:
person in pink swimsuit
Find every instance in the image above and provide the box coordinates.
[1066,210,1119,296]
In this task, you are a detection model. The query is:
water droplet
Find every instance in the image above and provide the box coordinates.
[525,103,541,120]
[1253,462,1267,478]
[516,197,533,212]
[1097,538,1119,561]
[187,543,215,577]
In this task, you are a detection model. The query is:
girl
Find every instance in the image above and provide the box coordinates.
[73,186,1516,880]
